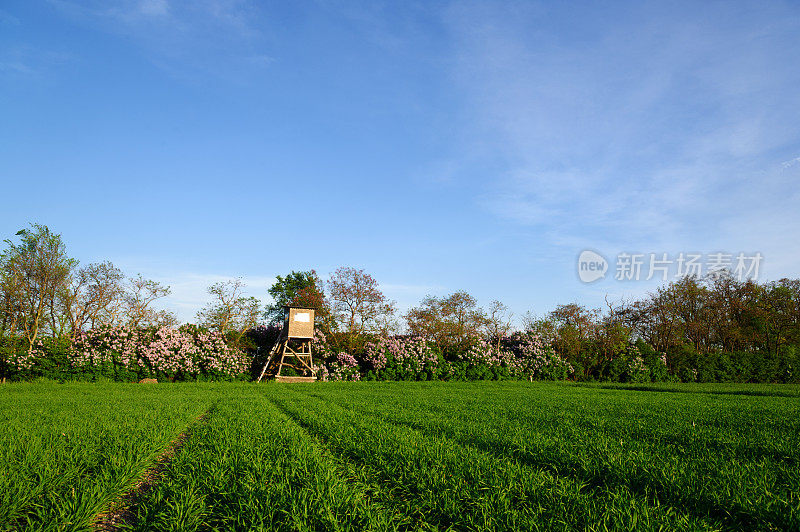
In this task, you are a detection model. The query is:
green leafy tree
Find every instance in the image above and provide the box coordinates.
[548,303,600,378]
[266,270,326,323]
[405,291,487,355]
[0,224,76,349]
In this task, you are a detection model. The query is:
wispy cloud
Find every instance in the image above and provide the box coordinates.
[0,9,21,26]
[48,0,271,81]
[443,2,800,277]
[138,0,169,17]
[0,58,34,76]
[111,258,275,322]
[147,272,275,323]
[782,156,800,169]
[132,273,442,323]
[0,46,73,79]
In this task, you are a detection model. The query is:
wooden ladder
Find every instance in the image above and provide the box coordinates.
[256,335,285,382]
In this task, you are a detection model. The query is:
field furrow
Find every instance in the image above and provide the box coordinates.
[3,382,798,531]
[310,383,799,530]
[131,389,418,531]
[0,384,214,531]
[277,387,711,531]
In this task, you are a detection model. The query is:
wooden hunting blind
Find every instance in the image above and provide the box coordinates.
[257,306,317,383]
[284,307,314,339]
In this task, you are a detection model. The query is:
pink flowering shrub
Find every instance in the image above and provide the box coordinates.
[327,352,361,381]
[8,345,43,372]
[6,337,72,378]
[460,340,511,368]
[626,352,649,382]
[63,325,250,381]
[363,336,440,380]
[502,332,574,380]
[620,345,650,383]
[312,362,329,381]
[450,339,510,380]
[447,333,572,381]
[311,328,335,359]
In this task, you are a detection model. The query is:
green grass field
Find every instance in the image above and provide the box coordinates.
[1,382,798,531]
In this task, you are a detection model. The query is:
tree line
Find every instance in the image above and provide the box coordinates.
[0,225,176,350]
[524,274,800,380]
[2,224,799,382]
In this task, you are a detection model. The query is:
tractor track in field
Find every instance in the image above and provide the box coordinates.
[92,404,217,532]
[265,395,447,531]
[318,393,778,531]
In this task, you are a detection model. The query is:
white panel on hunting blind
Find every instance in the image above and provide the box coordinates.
[285,306,315,339]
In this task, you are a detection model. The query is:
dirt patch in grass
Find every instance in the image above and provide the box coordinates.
[93,407,214,531]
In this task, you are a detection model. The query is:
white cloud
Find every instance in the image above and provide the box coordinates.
[138,0,169,17]
[782,157,800,169]
[113,266,275,323]
[0,9,20,25]
[48,0,270,81]
[0,59,34,76]
[443,2,800,277]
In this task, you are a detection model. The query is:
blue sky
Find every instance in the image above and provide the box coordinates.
[1,0,799,324]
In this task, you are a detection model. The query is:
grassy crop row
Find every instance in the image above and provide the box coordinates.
[1,381,798,531]
[131,389,415,531]
[302,382,800,530]
[0,383,215,531]
[274,386,710,530]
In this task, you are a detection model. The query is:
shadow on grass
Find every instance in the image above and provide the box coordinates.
[314,392,795,532]
[572,382,800,398]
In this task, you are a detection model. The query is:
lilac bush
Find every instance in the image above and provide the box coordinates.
[452,333,572,381]
[624,346,650,383]
[327,352,361,381]
[66,325,249,381]
[312,362,330,381]
[7,326,575,383]
[502,332,574,380]
[311,328,335,359]
[460,340,510,368]
[362,336,440,380]
[8,345,43,372]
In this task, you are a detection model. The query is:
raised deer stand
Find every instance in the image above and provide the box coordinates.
[257,306,317,383]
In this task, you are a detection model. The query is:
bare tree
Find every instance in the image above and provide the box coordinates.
[0,261,23,337]
[486,300,514,348]
[328,267,396,336]
[123,274,173,328]
[60,261,125,338]
[196,278,261,337]
[520,311,558,346]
